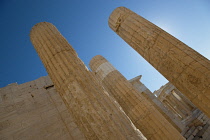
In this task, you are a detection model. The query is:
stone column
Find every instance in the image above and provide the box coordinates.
[171,92,192,115]
[166,96,187,119]
[174,89,196,112]
[163,100,183,120]
[108,7,210,117]
[89,55,185,140]
[129,76,185,132]
[30,22,146,140]
[170,93,191,116]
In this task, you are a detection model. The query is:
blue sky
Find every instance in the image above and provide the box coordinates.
[1,0,210,92]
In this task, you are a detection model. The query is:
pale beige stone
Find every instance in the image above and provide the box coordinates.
[30,22,145,140]
[108,7,210,118]
[154,83,196,121]
[129,76,185,132]
[154,82,210,139]
[0,76,84,140]
[89,55,185,140]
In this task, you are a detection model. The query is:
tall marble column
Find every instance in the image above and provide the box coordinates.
[163,100,183,120]
[90,55,184,140]
[129,76,185,132]
[108,7,210,117]
[30,22,146,140]
[174,89,196,112]
[170,93,191,116]
[166,96,187,119]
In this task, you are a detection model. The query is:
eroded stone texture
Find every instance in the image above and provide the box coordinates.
[30,22,145,140]
[89,55,185,140]
[108,7,210,117]
[129,76,185,132]
[154,83,197,121]
[154,82,210,140]
[0,76,85,140]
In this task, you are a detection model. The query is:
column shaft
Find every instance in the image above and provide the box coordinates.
[167,96,187,119]
[170,93,191,116]
[108,7,210,117]
[174,89,196,112]
[163,100,183,120]
[141,92,182,132]
[90,55,184,140]
[129,78,184,132]
[30,22,146,140]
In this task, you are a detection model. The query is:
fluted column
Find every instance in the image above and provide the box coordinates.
[170,93,191,116]
[166,96,187,119]
[174,89,196,112]
[108,7,210,117]
[129,77,184,132]
[163,100,183,120]
[90,55,185,140]
[172,96,192,115]
[30,22,146,140]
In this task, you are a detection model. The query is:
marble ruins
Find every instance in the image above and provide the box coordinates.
[89,55,183,140]
[1,7,210,140]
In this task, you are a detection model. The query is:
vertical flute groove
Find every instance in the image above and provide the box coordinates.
[30,22,146,140]
[90,55,185,140]
[108,6,210,118]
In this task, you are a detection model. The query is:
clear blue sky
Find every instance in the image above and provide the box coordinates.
[1,0,210,92]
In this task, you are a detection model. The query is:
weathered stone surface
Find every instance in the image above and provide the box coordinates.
[0,76,85,140]
[108,7,210,118]
[90,55,185,140]
[154,82,210,140]
[154,83,196,121]
[30,22,145,140]
[129,76,185,132]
